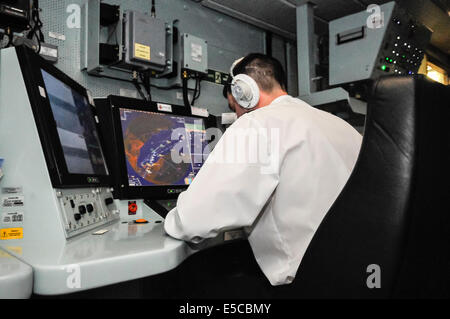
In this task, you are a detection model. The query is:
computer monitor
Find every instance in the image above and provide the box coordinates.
[95,96,218,200]
[16,46,110,187]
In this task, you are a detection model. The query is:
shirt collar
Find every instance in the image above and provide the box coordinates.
[270,94,290,105]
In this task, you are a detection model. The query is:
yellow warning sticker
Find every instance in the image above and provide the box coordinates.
[7,246,23,255]
[134,43,151,61]
[0,228,23,240]
[0,247,22,257]
[0,250,11,258]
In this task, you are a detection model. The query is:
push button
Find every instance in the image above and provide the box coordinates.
[128,201,137,215]
[78,205,87,215]
[86,204,94,213]
[105,197,114,206]
[74,213,81,221]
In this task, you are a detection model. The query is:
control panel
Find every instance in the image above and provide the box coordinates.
[56,187,119,238]
[374,5,431,78]
[329,1,432,85]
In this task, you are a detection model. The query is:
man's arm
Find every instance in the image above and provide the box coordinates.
[164,115,280,243]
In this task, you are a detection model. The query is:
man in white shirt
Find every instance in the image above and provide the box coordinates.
[164,53,362,286]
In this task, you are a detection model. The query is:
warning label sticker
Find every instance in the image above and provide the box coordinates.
[0,228,23,240]
[191,43,203,63]
[0,250,11,258]
[2,212,24,224]
[0,246,22,257]
[1,187,22,194]
[157,103,173,113]
[134,43,151,61]
[6,246,22,255]
[1,195,24,207]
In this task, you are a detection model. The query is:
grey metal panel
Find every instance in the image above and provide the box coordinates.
[0,249,33,299]
[329,1,431,85]
[202,0,297,39]
[122,11,167,70]
[271,34,287,71]
[299,86,349,105]
[0,49,191,295]
[20,206,189,296]
[181,33,208,74]
[0,48,119,241]
[328,2,395,85]
[39,0,266,116]
[0,47,67,245]
[201,0,393,39]
[203,0,449,57]
[86,1,100,72]
[297,2,316,96]
[286,41,298,96]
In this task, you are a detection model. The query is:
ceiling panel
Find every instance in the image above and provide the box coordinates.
[398,0,450,54]
[201,0,297,38]
[201,0,449,55]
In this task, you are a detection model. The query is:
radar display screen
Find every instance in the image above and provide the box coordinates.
[119,108,209,187]
[41,69,108,176]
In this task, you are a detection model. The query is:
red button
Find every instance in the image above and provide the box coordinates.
[128,203,138,214]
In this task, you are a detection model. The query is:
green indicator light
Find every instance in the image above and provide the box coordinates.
[386,57,389,61]
[389,59,393,63]
[381,65,387,71]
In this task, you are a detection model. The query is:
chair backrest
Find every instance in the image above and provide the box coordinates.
[286,75,450,298]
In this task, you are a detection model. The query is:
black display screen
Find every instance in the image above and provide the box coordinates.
[119,108,209,187]
[41,69,108,176]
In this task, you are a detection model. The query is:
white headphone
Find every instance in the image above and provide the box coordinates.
[230,58,260,109]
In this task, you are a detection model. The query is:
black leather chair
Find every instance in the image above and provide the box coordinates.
[277,75,450,298]
[174,75,450,299]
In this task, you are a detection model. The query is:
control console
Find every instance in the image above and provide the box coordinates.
[56,188,119,238]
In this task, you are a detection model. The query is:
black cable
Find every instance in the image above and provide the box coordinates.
[138,73,147,98]
[150,83,181,90]
[139,71,152,101]
[192,72,204,105]
[192,77,203,105]
[133,78,147,101]
[191,77,199,105]
[195,78,202,99]
[151,0,156,18]
[90,73,190,91]
[182,71,191,109]
[36,1,45,43]
[91,72,201,106]
[28,0,44,53]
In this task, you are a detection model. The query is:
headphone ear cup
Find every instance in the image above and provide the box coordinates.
[231,74,260,109]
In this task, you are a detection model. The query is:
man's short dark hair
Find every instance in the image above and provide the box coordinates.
[223,53,287,98]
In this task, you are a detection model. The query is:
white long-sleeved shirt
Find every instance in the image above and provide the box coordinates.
[164,95,362,285]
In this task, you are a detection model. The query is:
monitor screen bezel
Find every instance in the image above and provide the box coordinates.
[100,95,217,200]
[16,46,111,188]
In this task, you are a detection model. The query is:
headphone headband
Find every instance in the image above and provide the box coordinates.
[230,57,244,78]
